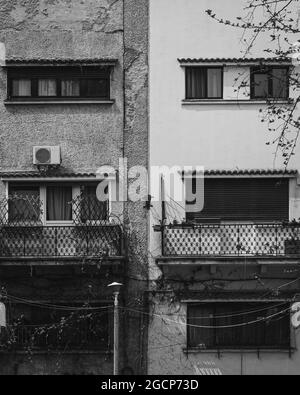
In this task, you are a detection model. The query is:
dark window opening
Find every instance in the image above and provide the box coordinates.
[7,66,111,101]
[186,67,223,99]
[187,303,291,350]
[80,183,109,223]
[186,178,289,223]
[8,185,41,223]
[251,67,289,99]
[1,303,111,351]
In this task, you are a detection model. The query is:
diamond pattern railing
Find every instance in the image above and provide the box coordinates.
[0,196,43,226]
[160,223,300,257]
[0,225,124,258]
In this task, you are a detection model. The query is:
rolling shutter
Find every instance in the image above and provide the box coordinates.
[187,178,289,223]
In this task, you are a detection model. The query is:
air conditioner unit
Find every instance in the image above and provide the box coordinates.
[33,146,61,166]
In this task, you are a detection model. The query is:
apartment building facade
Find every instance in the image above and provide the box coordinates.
[148,0,300,375]
[0,0,149,375]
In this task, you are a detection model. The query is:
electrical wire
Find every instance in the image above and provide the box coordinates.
[122,305,292,330]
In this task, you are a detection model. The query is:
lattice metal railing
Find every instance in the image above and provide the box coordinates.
[72,194,109,225]
[0,196,43,226]
[160,223,300,257]
[0,225,124,258]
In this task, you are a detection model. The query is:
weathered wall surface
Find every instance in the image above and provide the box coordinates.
[0,0,124,177]
[0,0,150,376]
[123,0,149,375]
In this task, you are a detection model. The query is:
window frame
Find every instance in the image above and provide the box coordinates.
[250,66,290,100]
[185,66,224,100]
[7,66,112,102]
[187,302,291,351]
[6,182,111,226]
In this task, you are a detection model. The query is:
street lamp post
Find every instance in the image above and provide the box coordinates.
[108,282,123,376]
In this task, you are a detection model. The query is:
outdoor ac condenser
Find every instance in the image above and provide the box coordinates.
[33,146,61,166]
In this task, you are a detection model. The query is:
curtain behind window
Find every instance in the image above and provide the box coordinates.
[207,68,222,98]
[61,80,80,97]
[12,79,31,97]
[38,79,57,96]
[186,68,206,99]
[47,186,72,221]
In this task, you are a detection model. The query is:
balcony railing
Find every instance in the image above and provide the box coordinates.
[0,225,124,258]
[157,223,300,257]
[0,195,124,259]
[1,322,110,351]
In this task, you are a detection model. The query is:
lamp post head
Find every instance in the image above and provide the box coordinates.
[108,282,123,295]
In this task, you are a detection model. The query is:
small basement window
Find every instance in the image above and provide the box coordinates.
[7,66,112,102]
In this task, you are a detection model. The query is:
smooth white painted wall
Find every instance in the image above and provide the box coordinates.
[149,0,300,170]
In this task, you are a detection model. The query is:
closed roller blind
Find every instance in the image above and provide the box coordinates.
[187,178,289,222]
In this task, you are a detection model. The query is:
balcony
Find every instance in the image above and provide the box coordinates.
[0,225,124,261]
[155,222,300,263]
[0,195,125,263]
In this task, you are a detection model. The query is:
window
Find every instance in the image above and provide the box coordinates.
[6,183,110,225]
[186,178,289,223]
[186,67,223,99]
[80,184,109,223]
[8,185,41,223]
[7,66,111,101]
[46,186,73,221]
[251,67,289,99]
[187,303,290,350]
[3,303,111,351]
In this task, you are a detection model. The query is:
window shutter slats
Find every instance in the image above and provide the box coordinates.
[187,178,289,222]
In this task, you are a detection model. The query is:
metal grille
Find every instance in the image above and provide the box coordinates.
[2,320,110,351]
[162,223,300,257]
[0,225,123,258]
[0,196,43,226]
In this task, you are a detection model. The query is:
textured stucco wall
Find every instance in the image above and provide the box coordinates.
[0,0,149,375]
[123,0,149,375]
[0,0,124,181]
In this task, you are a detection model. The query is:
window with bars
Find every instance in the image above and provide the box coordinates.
[7,66,111,101]
[250,67,289,99]
[187,303,291,350]
[185,67,223,99]
[6,182,109,225]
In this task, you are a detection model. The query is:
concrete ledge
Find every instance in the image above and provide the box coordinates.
[0,350,113,355]
[182,99,293,105]
[4,100,115,105]
[156,256,300,266]
[0,256,125,266]
[183,348,295,355]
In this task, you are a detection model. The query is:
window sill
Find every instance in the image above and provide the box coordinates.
[182,99,293,105]
[183,348,294,354]
[4,99,115,105]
